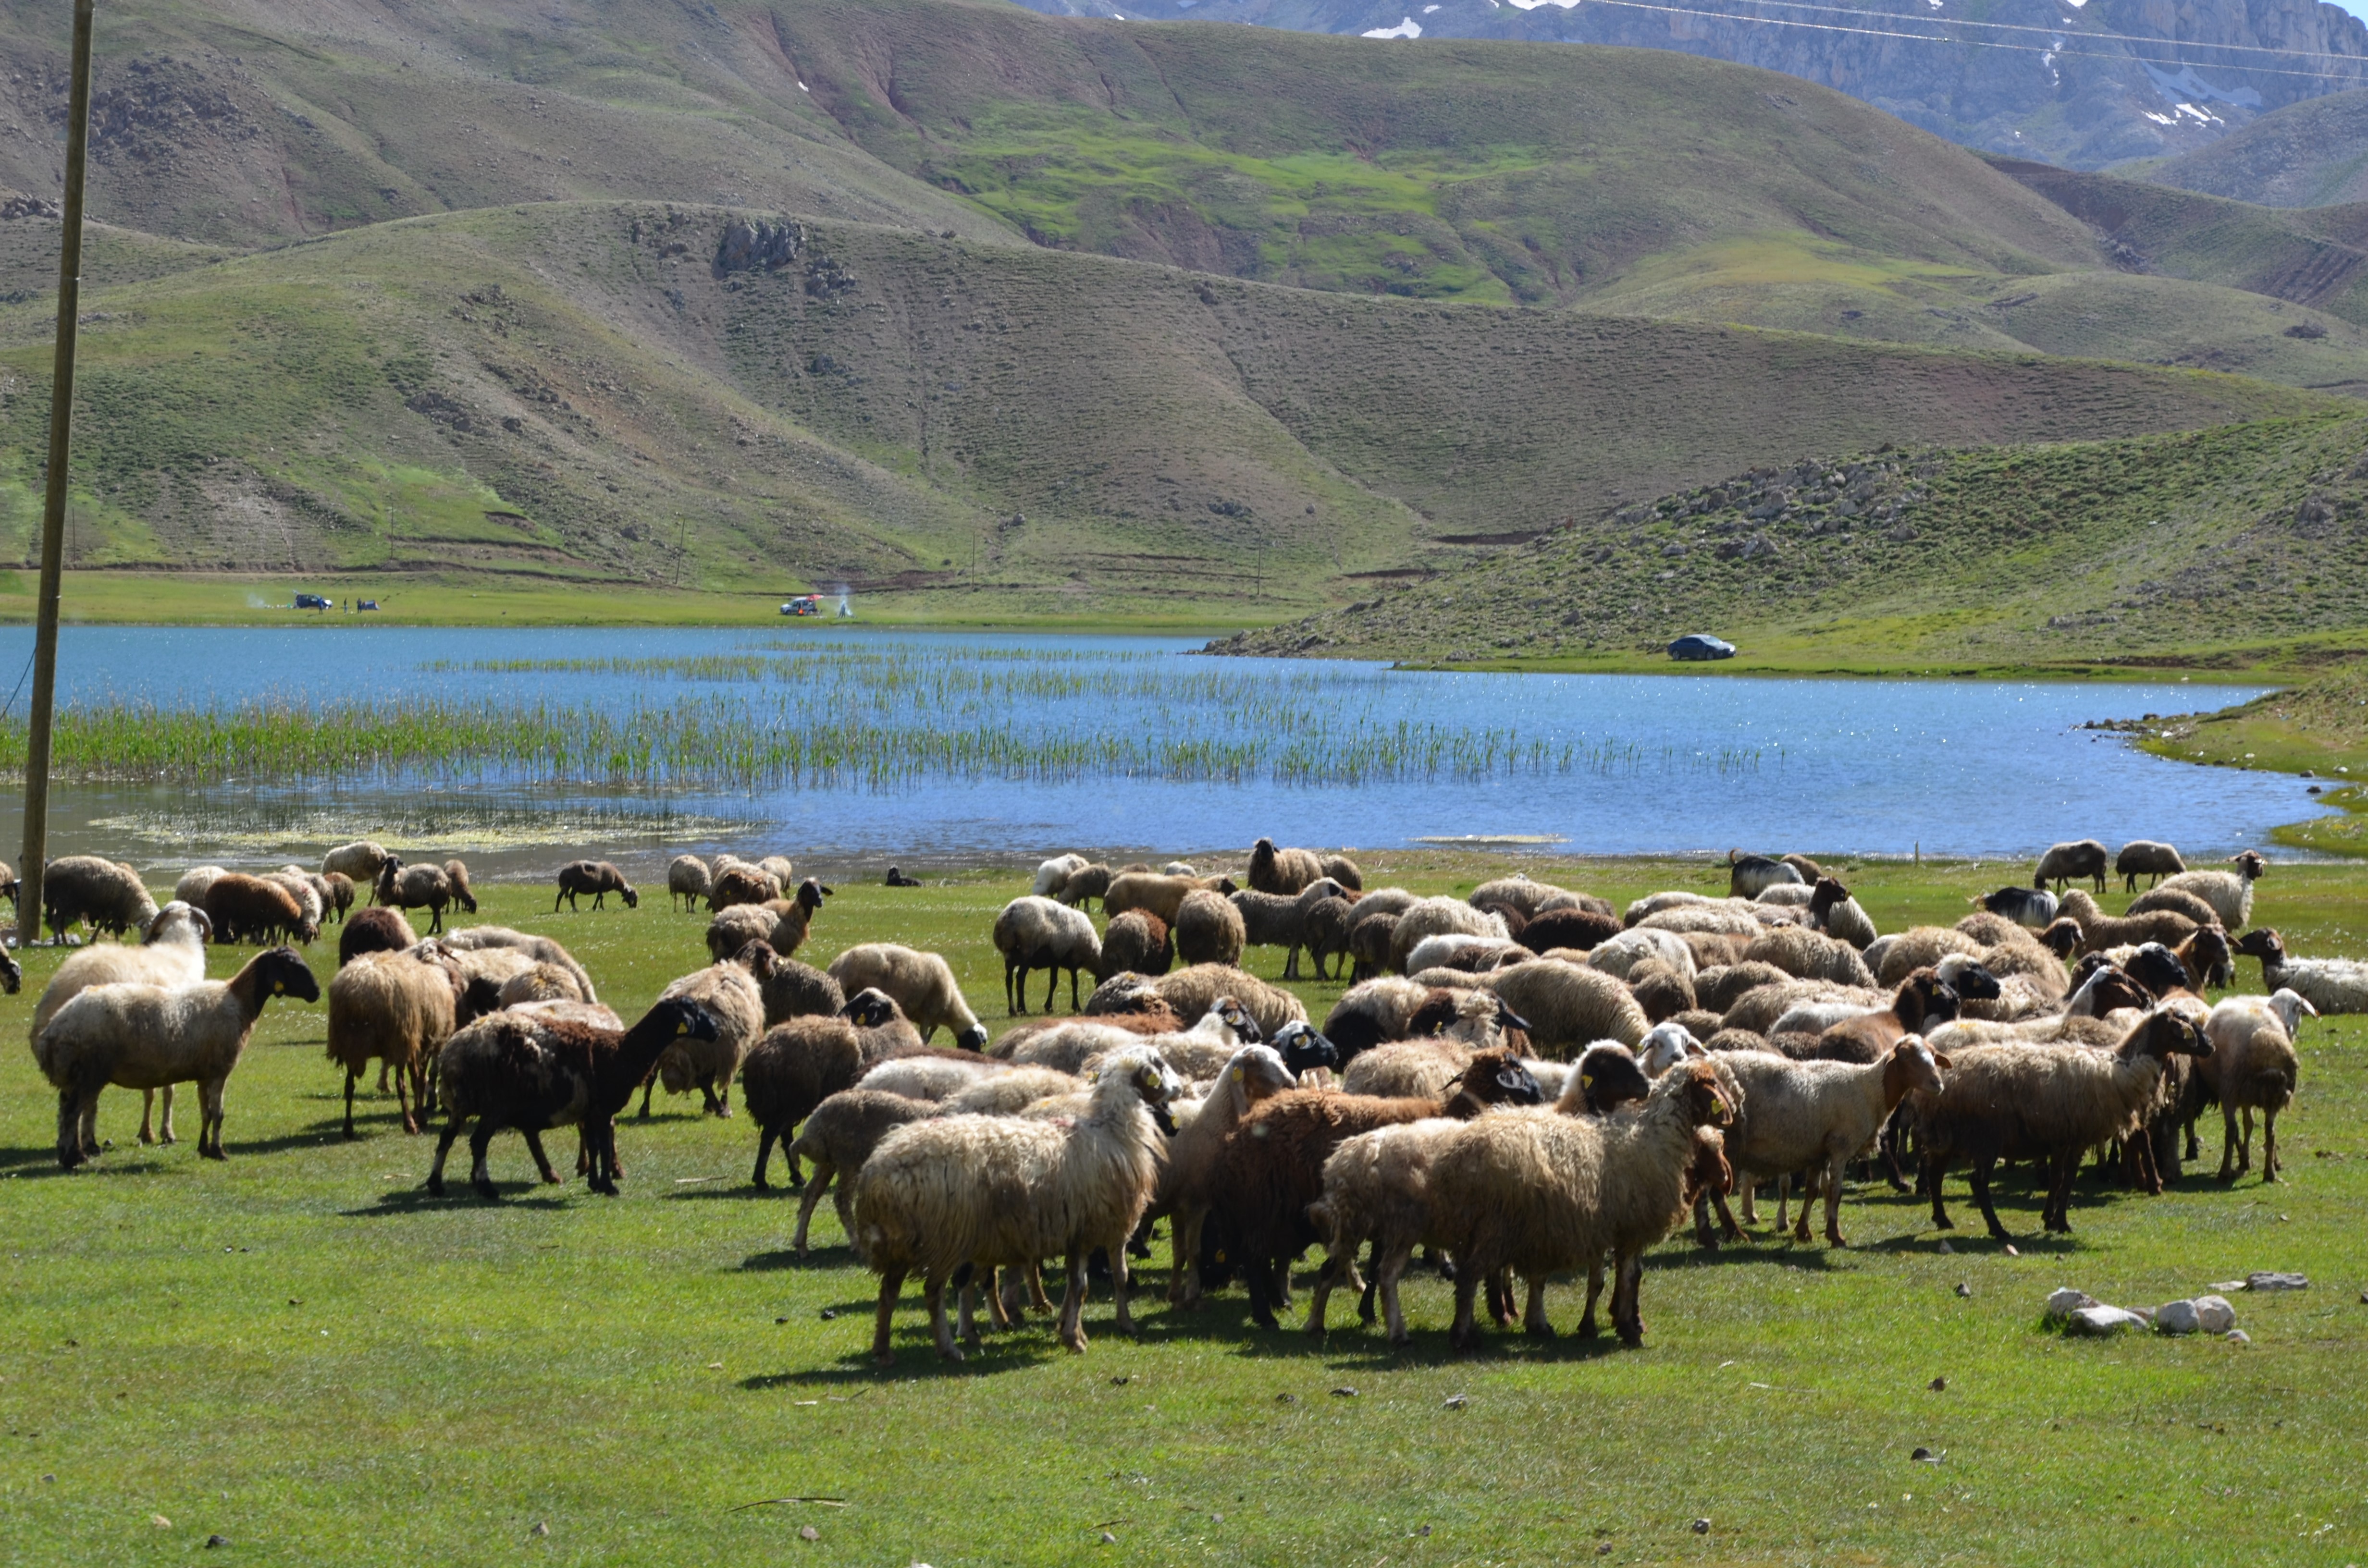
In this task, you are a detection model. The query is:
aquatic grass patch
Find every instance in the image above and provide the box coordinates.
[0,645,1771,791]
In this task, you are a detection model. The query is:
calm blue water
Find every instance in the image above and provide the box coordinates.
[0,625,2315,875]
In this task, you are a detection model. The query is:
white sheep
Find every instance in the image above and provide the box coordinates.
[36,948,320,1166]
[1032,853,1088,898]
[852,1047,1176,1361]
[31,901,213,1146]
[667,854,713,912]
[828,943,989,1049]
[1704,1041,1949,1246]
[2239,930,2368,1015]
[1387,897,1507,973]
[174,866,227,908]
[2155,850,2267,930]
[992,895,1103,1014]
[1403,932,1524,975]
[322,841,392,885]
[2201,992,2311,1182]
[1588,927,1696,981]
[938,1065,1085,1116]
[860,1052,1013,1101]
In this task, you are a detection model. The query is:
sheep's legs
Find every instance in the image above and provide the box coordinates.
[1375,1244,1416,1344]
[1041,966,1059,1014]
[1820,1157,1850,1247]
[1878,1104,1913,1193]
[789,1163,835,1254]
[54,1087,90,1169]
[1522,1275,1553,1338]
[1108,1236,1136,1337]
[1003,960,1024,1016]
[521,1129,562,1187]
[1057,1249,1091,1353]
[926,1275,963,1360]
[1967,1156,2012,1240]
[1610,1253,1646,1347]
[343,1071,361,1139]
[139,1086,174,1145]
[1447,1267,1481,1351]
[1068,965,1082,1013]
[197,1078,228,1160]
[1924,1151,1956,1231]
[427,1117,466,1195]
[2042,1150,2079,1233]
[1579,1261,1603,1338]
[1027,1261,1055,1313]
[2262,1108,2280,1182]
[468,1119,502,1199]
[2218,1104,2247,1181]
[752,1125,781,1190]
[1167,1205,1203,1305]
[871,1266,908,1365]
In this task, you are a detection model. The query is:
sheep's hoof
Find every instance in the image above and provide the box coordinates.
[1617,1330,1643,1349]
[425,1178,445,1197]
[542,1171,562,1185]
[474,1183,500,1201]
[873,1351,896,1368]
[1827,1235,1849,1249]
[201,1146,226,1162]
[1576,1319,1599,1341]
[1059,1333,1086,1354]
[1525,1321,1554,1340]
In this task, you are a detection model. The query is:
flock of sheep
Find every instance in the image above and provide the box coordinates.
[14,831,2357,1364]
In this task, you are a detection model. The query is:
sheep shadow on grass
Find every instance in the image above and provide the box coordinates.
[342,1187,579,1216]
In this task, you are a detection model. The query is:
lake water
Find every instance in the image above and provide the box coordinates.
[0,625,2316,879]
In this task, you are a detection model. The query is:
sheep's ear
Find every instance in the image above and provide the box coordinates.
[1229,1065,1244,1082]
[1933,1052,1953,1068]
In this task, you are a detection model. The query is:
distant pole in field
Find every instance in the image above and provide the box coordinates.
[18,0,98,949]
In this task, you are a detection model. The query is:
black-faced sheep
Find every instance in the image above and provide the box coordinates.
[42,856,160,943]
[2033,838,2109,894]
[854,1047,1178,1361]
[32,901,210,1144]
[1911,1009,2211,1238]
[828,943,989,1050]
[374,859,455,935]
[1208,1048,1545,1328]
[1727,850,1801,899]
[992,895,1102,1014]
[37,947,319,1166]
[1301,895,1358,981]
[555,860,637,912]
[1807,877,1877,949]
[1096,909,1173,980]
[428,996,717,1198]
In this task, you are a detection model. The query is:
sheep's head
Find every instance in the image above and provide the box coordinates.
[0,946,19,995]
[2183,926,2233,989]
[1809,876,1851,917]
[1573,1041,1651,1115]
[1635,1022,1704,1077]
[840,989,900,1029]
[1674,1058,1736,1129]
[258,947,322,1004]
[1209,997,1261,1044]
[2125,943,2191,999]
[2234,927,2286,966]
[2130,1009,2211,1062]
[796,878,832,912]
[957,1022,990,1052]
[147,901,211,946]
[1881,1036,1949,1103]
[2268,988,2318,1036]
[1270,1021,1338,1077]
[732,939,780,979]
[2038,917,2083,958]
[1225,1042,1298,1101]
[654,996,721,1042]
[1930,956,2001,1005]
[1460,1047,1543,1107]
[620,886,640,909]
[2231,849,2268,881]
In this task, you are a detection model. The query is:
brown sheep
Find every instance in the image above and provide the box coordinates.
[1175,889,1247,968]
[705,862,781,912]
[1519,907,1620,954]
[742,991,923,1188]
[2057,890,2203,956]
[1208,1049,1545,1328]
[340,905,415,966]
[1096,910,1174,980]
[1104,871,1239,924]
[555,860,638,911]
[204,873,317,946]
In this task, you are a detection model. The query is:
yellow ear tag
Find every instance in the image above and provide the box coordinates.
[1229,1066,1244,1082]
[676,1022,690,1035]
[273,981,284,995]
[1580,1074,1593,1089]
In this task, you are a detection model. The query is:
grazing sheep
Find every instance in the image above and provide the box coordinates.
[1469,877,1582,920]
[1301,895,1359,981]
[1096,909,1173,980]
[41,856,161,943]
[260,869,326,939]
[1033,853,1089,898]
[1232,878,1348,980]
[1742,926,1875,988]
[743,991,920,1188]
[706,878,831,963]
[1588,927,1697,981]
[1429,1059,1736,1346]
[782,1089,941,1254]
[1142,963,1306,1038]
[1518,907,1620,955]
[436,926,597,1002]
[37,948,319,1166]
[1693,960,1791,1015]
[322,872,355,923]
[1869,927,1981,985]
[2201,993,2307,1183]
[203,872,315,947]
[443,860,478,915]
[2116,840,2186,892]
[1177,888,1248,969]
[1346,909,1401,981]
[340,905,415,966]
[174,866,227,908]
[374,859,455,935]
[326,949,459,1137]
[829,943,989,1050]
[2234,929,2368,1015]
[428,996,717,1199]
[1912,1010,2211,1238]
[992,896,1104,1015]
[638,953,768,1117]
[2123,887,2220,926]
[1728,850,1803,898]
[2056,890,2202,956]
[1247,837,1325,895]
[706,862,782,912]
[755,855,796,888]
[1475,959,1649,1054]
[855,1048,1178,1361]
[323,841,393,887]
[1050,862,1113,908]
[554,860,638,912]
[1387,897,1508,974]
[743,944,845,1026]
[1210,1048,1546,1328]
[2151,851,2269,931]
[2033,838,2109,894]
[31,901,211,1145]
[1104,870,1239,925]
[1807,878,1878,949]
[667,855,712,912]
[1404,932,1523,976]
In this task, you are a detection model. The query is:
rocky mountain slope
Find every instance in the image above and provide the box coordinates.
[1015,0,2368,171]
[2134,86,2368,206]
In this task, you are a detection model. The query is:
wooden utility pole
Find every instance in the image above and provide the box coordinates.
[19,0,97,948]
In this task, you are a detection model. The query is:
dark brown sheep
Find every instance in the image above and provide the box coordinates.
[1628,961,1696,1024]
[322,872,355,924]
[1208,1048,1546,1329]
[741,991,917,1189]
[1248,837,1326,895]
[555,860,639,912]
[705,863,780,912]
[375,859,456,935]
[339,905,415,966]
[204,873,317,946]
[1519,907,1620,954]
[444,859,478,915]
[1096,910,1173,980]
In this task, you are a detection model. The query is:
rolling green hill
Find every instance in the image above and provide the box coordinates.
[2130,89,2368,209]
[1214,411,2368,671]
[0,200,2318,615]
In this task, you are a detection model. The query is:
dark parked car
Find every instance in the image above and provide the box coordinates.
[1668,634,1736,661]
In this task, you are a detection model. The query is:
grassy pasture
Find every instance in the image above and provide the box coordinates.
[3,855,2367,1565]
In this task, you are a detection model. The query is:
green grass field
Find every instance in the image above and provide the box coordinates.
[4,856,2365,1564]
